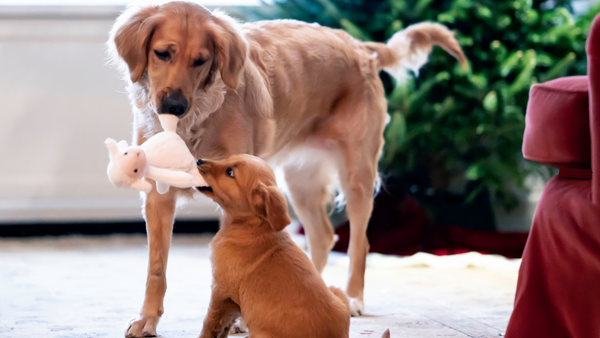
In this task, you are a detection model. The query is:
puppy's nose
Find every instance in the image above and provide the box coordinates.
[162,90,188,116]
[196,159,204,166]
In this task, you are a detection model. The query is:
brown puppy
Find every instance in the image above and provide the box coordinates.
[197,154,390,338]
[108,2,466,335]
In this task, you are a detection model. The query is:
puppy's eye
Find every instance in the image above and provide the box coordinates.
[193,58,205,67]
[154,50,170,60]
[134,169,138,173]
[226,167,234,178]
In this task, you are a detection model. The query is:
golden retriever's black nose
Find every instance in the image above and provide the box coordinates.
[196,159,204,166]
[162,89,188,116]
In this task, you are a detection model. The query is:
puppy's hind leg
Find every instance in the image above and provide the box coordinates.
[283,159,337,273]
[199,295,241,338]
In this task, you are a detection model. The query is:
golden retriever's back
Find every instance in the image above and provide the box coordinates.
[241,20,381,149]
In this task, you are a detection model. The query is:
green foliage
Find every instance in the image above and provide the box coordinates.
[256,0,600,210]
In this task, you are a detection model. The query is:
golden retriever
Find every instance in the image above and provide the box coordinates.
[107,1,465,336]
[196,154,390,338]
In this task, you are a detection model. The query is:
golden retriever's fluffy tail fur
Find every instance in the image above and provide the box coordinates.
[364,22,467,81]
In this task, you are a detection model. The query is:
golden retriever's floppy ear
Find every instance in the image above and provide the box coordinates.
[109,5,161,83]
[254,184,291,231]
[208,12,247,90]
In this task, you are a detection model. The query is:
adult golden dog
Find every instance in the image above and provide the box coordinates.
[196,154,391,338]
[108,1,465,336]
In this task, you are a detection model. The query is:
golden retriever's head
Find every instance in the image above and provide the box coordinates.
[197,154,291,231]
[109,1,247,117]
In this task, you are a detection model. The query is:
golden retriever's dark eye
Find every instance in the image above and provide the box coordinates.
[154,50,170,60]
[193,59,205,67]
[226,167,234,178]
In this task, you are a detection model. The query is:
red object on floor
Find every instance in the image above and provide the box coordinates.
[325,190,528,259]
[505,13,600,337]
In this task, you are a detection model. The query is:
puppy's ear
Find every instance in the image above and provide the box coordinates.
[109,5,161,83]
[254,184,291,231]
[208,13,247,90]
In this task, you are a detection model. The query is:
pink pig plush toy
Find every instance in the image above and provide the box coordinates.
[104,114,206,194]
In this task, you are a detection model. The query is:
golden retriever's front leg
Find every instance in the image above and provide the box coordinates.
[125,184,177,337]
[199,291,241,338]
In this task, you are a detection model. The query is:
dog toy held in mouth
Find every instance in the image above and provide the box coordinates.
[104,114,206,194]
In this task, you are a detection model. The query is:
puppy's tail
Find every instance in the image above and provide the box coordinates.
[381,329,391,338]
[363,22,467,80]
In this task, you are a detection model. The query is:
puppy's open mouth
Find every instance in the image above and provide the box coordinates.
[197,186,213,193]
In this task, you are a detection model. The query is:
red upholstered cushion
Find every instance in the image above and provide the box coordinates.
[523,76,591,168]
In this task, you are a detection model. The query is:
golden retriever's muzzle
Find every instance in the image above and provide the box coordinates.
[160,88,189,117]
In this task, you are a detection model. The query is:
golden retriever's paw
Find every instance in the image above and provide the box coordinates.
[229,317,248,335]
[125,316,159,337]
[349,298,364,317]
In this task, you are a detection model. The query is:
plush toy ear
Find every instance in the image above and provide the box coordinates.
[109,5,161,83]
[207,13,247,90]
[254,184,291,231]
[117,140,129,150]
[105,138,119,157]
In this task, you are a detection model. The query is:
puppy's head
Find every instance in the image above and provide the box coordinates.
[109,1,247,117]
[197,155,290,231]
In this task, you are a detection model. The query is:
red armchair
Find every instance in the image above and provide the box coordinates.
[506,13,600,337]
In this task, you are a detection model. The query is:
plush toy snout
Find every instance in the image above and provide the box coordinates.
[105,138,147,189]
[116,148,146,180]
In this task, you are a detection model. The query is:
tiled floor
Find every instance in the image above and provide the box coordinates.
[0,234,519,337]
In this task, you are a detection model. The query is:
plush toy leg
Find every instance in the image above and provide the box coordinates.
[191,170,207,187]
[156,181,170,195]
[158,113,179,133]
[131,179,153,194]
[146,167,197,189]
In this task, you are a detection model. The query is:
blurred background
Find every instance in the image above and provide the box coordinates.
[0,0,598,256]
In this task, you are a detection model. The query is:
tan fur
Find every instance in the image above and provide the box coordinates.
[197,155,349,338]
[108,2,465,335]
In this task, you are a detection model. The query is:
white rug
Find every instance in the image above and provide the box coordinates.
[0,234,518,337]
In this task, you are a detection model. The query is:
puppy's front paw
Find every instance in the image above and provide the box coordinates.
[125,316,159,337]
[229,317,248,335]
[349,298,364,317]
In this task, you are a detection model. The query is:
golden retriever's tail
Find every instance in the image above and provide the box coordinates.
[363,22,467,80]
